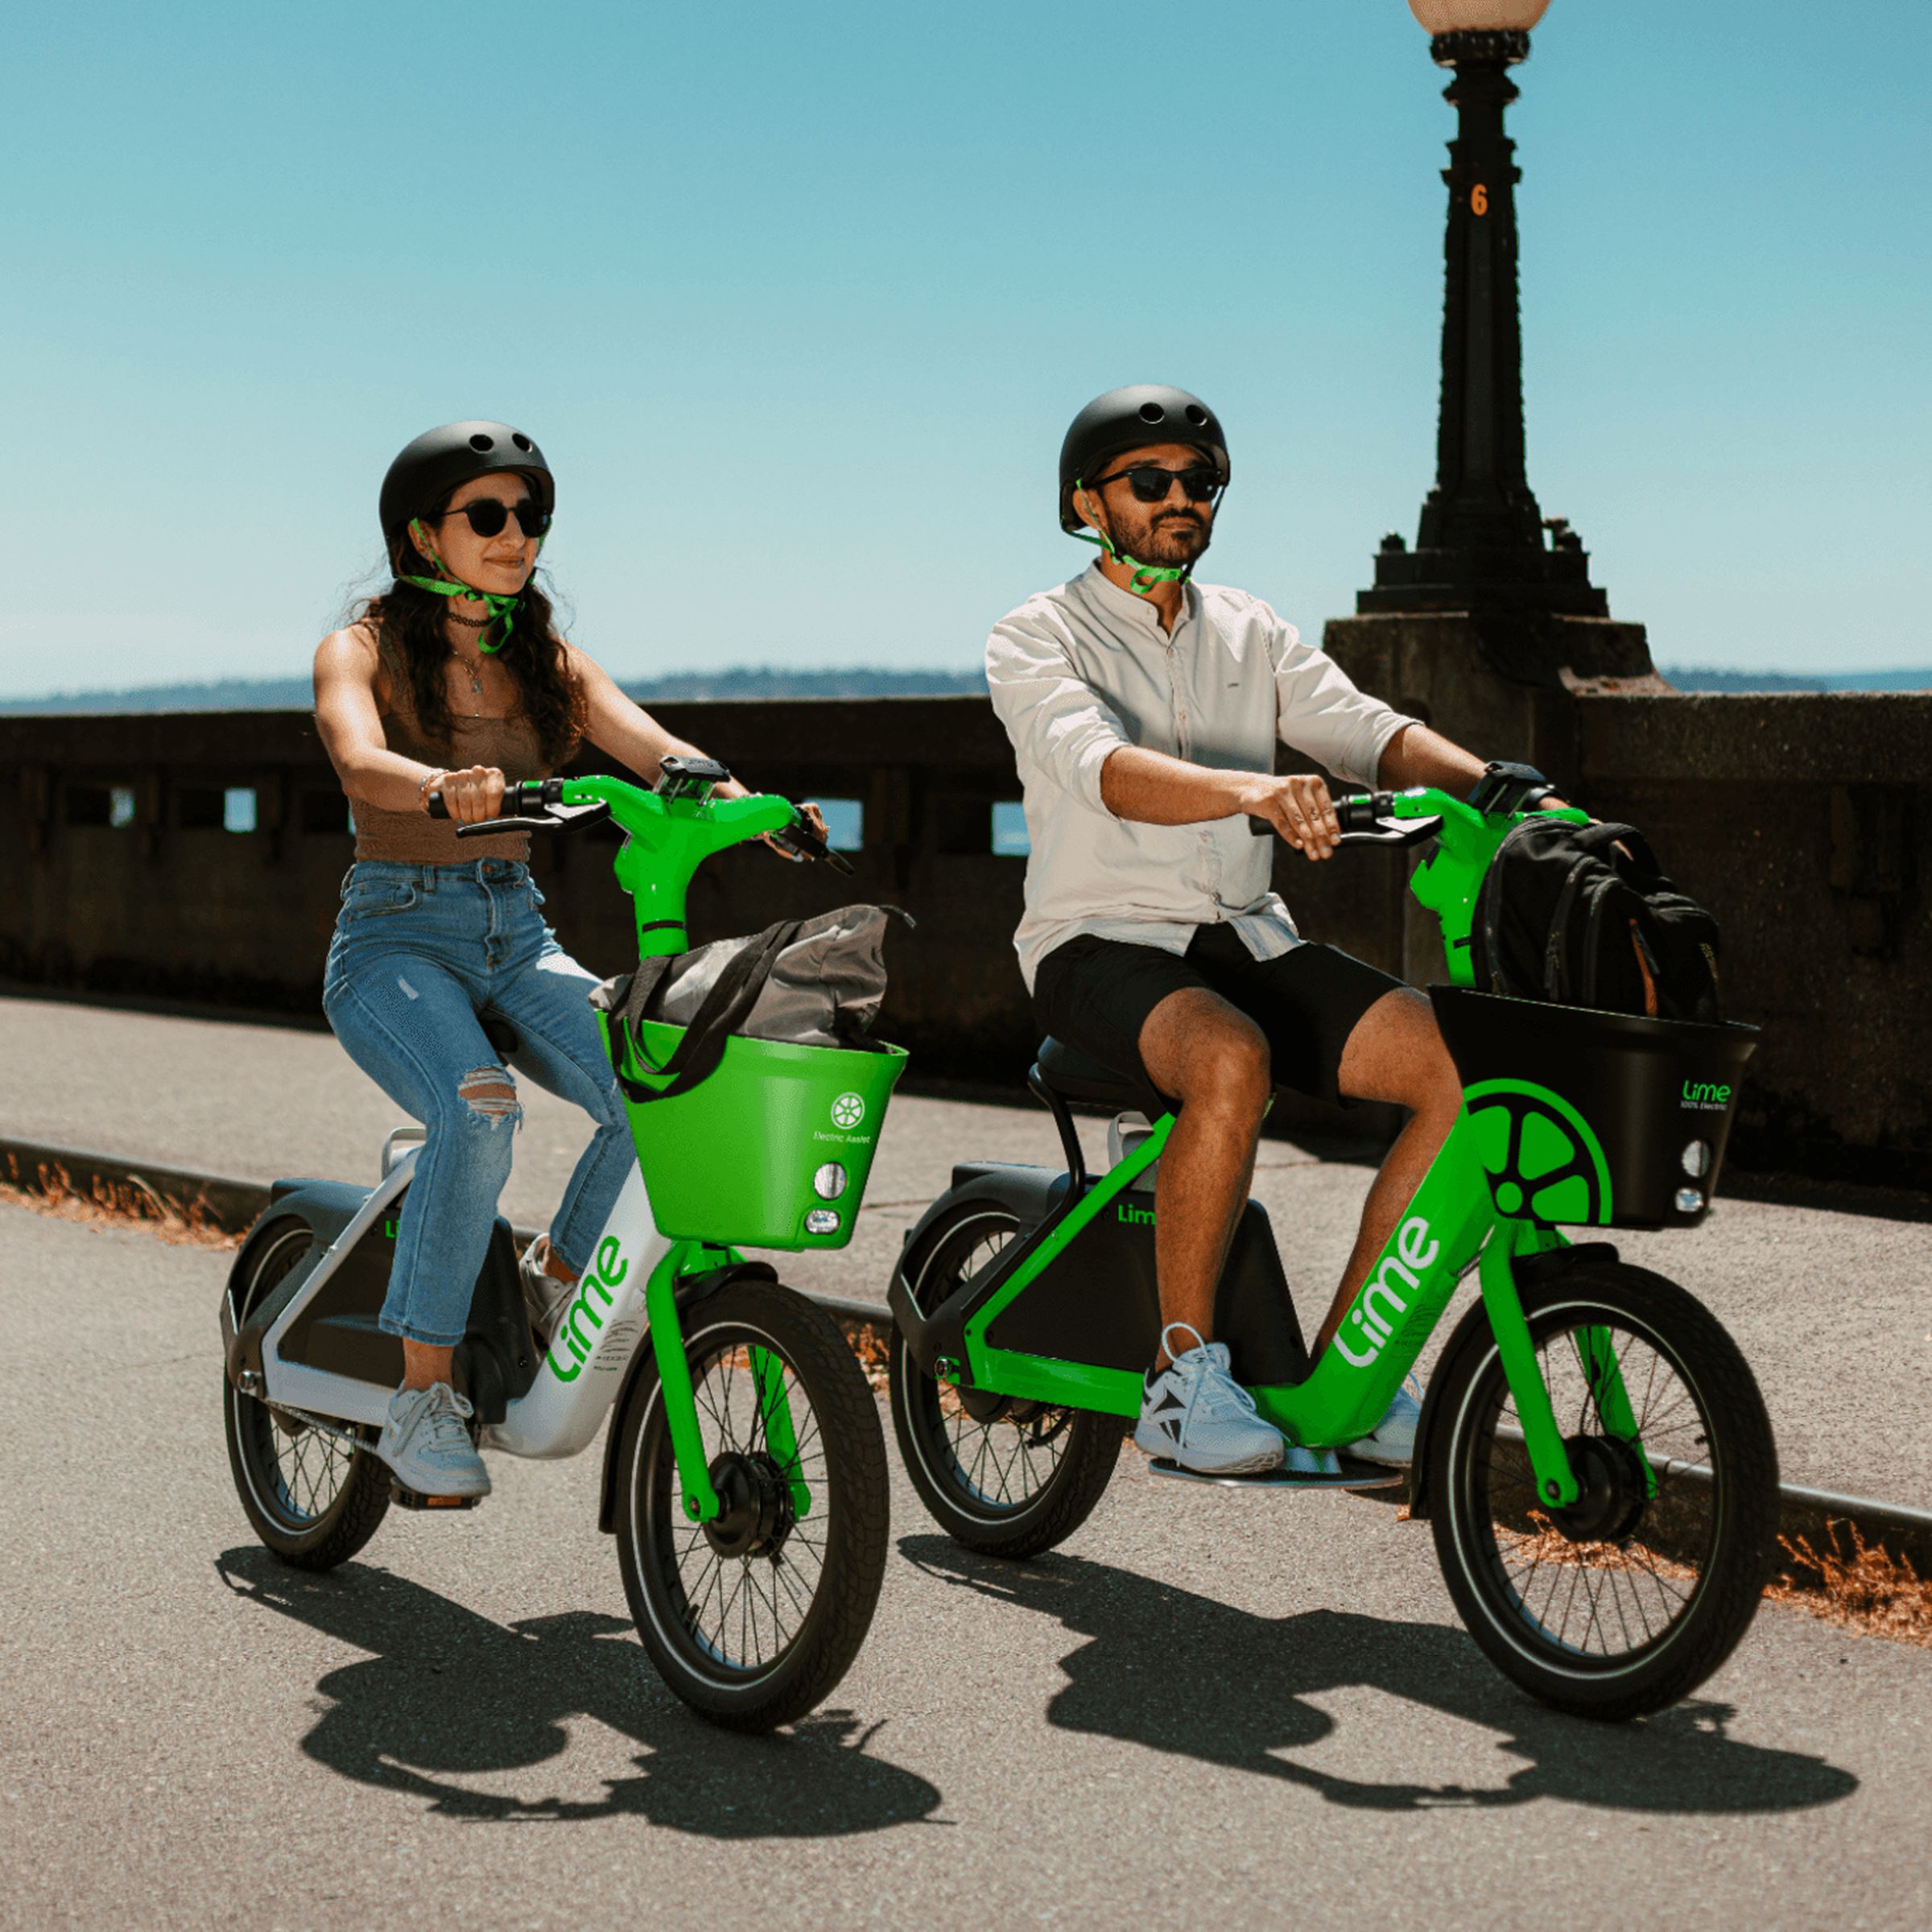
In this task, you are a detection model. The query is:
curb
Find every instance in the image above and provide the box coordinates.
[6,1132,1927,1585]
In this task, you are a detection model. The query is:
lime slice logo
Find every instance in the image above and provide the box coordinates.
[830,1092,865,1130]
[1463,1079,1613,1226]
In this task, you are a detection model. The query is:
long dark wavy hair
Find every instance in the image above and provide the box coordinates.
[353,510,587,769]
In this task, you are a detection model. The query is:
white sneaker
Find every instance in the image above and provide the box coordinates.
[376,1382,491,1497]
[1134,1323,1286,1475]
[519,1235,575,1343]
[1345,1373,1424,1466]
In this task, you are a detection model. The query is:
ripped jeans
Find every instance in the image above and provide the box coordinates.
[321,859,634,1348]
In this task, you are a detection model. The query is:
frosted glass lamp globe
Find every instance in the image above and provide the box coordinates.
[1406,2,1551,31]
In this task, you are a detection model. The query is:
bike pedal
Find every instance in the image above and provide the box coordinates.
[389,1482,483,1511]
[1148,1456,1404,1493]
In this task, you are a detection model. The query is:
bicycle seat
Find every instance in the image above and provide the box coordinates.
[1033,1037,1174,1117]
[479,1009,521,1058]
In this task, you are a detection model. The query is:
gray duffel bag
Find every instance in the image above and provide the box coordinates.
[592,905,912,1103]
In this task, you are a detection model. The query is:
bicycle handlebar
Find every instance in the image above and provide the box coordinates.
[426,775,853,872]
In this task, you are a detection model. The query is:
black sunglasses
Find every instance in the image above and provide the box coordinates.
[1091,464,1222,506]
[432,497,552,539]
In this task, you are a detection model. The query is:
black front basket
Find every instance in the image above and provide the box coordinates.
[1430,987,1760,1232]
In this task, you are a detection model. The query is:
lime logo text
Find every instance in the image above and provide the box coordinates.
[548,1235,630,1382]
[1334,1216,1439,1368]
[1116,1202,1155,1228]
[1682,1080,1732,1108]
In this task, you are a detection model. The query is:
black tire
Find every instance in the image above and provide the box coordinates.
[889,1203,1124,1560]
[223,1220,391,1570]
[1429,1258,1778,1721]
[613,1279,889,1732]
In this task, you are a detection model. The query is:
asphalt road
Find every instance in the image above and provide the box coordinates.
[3,1198,1929,1931]
[3,995,1929,1505]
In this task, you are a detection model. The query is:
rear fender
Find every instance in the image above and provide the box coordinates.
[887,1166,1069,1376]
[1407,1241,1618,1519]
[596,1259,778,1535]
[221,1179,374,1386]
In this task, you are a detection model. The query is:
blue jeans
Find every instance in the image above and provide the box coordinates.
[321,859,633,1348]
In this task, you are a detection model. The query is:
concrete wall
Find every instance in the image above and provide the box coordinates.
[2,688,1926,1186]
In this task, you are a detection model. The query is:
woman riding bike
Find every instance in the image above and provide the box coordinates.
[313,419,816,1502]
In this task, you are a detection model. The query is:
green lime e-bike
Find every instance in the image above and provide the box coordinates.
[887,786,1779,1721]
[222,760,903,1731]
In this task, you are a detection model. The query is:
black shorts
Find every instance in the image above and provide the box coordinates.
[1031,925,1402,1108]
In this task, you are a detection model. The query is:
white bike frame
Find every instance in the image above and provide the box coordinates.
[258,1150,672,1461]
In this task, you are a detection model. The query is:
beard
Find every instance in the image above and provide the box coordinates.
[1110,502,1212,568]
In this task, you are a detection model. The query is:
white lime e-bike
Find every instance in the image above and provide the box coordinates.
[221,759,906,1731]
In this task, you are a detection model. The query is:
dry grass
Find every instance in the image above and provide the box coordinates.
[1442,1504,1932,1653]
[838,1319,893,1391]
[0,1153,238,1249]
[1769,1521,1932,1649]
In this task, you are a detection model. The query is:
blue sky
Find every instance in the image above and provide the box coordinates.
[5,0,1927,698]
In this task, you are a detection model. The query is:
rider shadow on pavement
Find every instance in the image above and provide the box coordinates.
[215,1547,941,1835]
[899,1534,1857,1816]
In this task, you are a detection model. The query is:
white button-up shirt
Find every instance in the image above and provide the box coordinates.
[985,563,1417,991]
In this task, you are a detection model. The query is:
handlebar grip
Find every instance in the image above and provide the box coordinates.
[1335,792,1392,832]
[425,791,449,819]
[1248,791,1390,839]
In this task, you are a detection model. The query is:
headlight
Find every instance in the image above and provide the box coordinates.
[1681,1140,1711,1179]
[812,1162,848,1200]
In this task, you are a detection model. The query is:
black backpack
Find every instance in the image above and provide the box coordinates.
[1469,816,1723,1022]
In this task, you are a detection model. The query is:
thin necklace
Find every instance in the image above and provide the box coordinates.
[448,643,486,709]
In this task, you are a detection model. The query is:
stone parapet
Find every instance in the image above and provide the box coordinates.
[0,686,1924,1186]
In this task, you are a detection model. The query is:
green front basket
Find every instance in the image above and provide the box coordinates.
[602,1013,906,1248]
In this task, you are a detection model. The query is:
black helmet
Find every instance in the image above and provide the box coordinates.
[379,419,554,549]
[1059,385,1230,533]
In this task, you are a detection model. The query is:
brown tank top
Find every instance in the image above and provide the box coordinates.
[351,639,549,864]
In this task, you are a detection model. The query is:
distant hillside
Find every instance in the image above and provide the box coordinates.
[2,661,1922,712]
[1661,666,1930,693]
[0,665,989,713]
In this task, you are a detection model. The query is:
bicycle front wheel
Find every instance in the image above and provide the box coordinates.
[613,1278,889,1732]
[1430,1258,1779,1721]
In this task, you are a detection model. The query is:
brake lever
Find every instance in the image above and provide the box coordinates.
[1247,814,1443,848]
[451,801,613,837]
[1336,815,1443,848]
[770,824,856,874]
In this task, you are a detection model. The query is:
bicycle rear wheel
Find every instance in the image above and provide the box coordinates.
[1430,1258,1778,1720]
[889,1203,1124,1558]
[613,1279,889,1732]
[223,1220,390,1569]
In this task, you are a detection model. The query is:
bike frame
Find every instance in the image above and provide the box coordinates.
[257,773,815,1526]
[952,786,1655,1507]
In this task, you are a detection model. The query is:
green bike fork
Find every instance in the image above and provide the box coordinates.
[644,1249,723,1524]
[1477,1222,1583,1509]
[1569,1323,1657,1497]
[751,1344,814,1518]
[643,1248,817,1525]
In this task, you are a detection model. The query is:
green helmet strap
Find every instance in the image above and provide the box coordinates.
[405,518,541,650]
[1069,481,1193,597]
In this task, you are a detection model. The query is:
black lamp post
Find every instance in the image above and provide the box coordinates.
[1359,1,1617,672]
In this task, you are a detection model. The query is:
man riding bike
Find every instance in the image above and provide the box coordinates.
[985,384,1559,1479]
